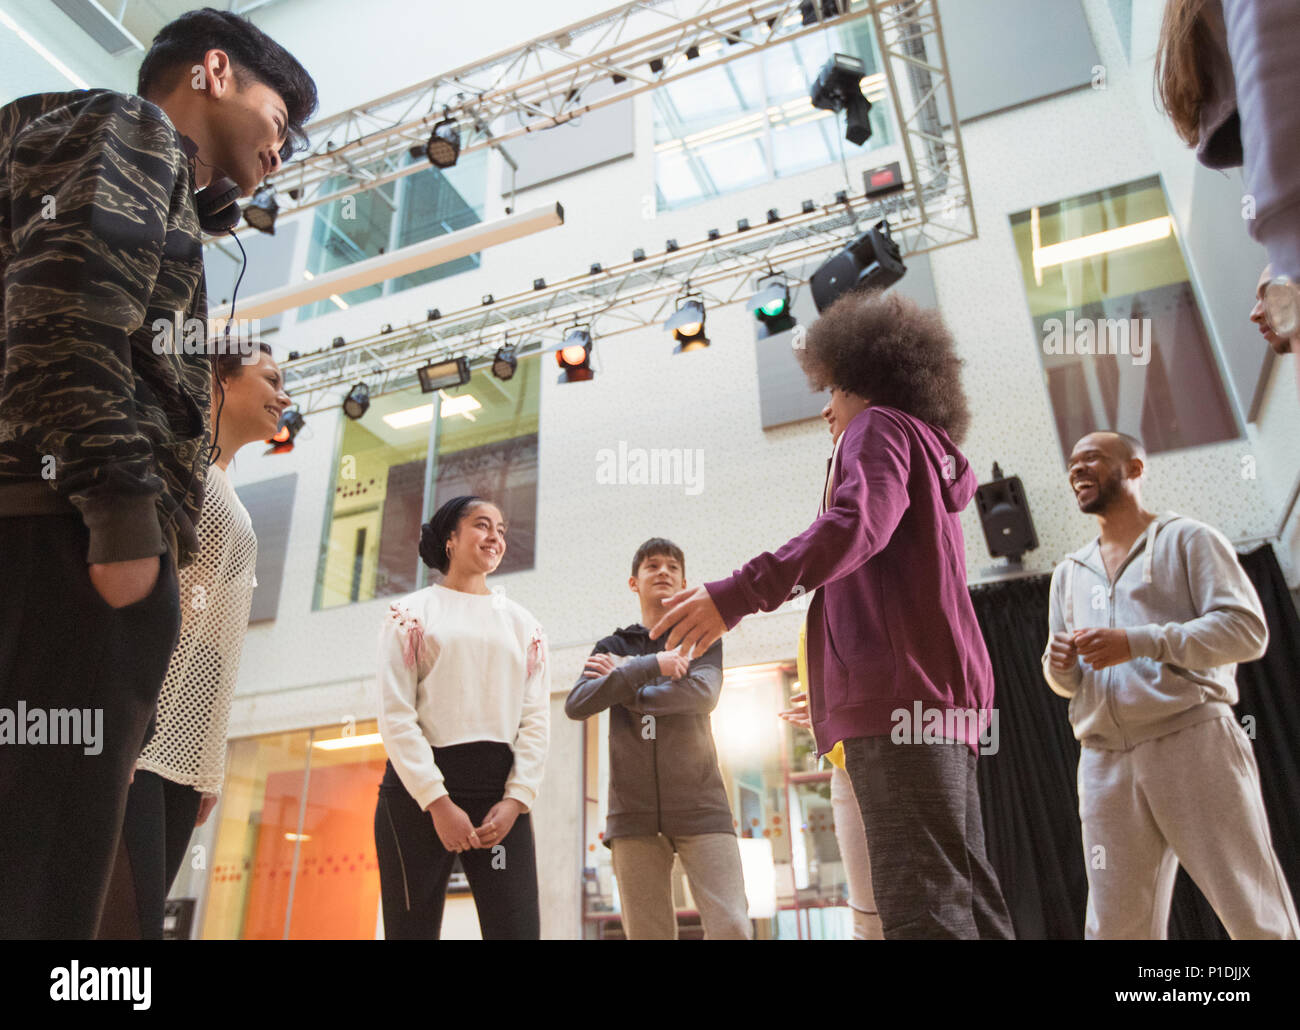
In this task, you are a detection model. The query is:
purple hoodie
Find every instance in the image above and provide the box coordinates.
[705,405,994,755]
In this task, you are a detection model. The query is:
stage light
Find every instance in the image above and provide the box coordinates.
[418,356,471,393]
[649,57,665,74]
[612,73,627,84]
[482,294,494,305]
[380,324,393,334]
[557,329,594,382]
[707,228,720,241]
[766,208,780,223]
[737,218,750,232]
[287,350,300,361]
[243,185,278,234]
[533,277,546,290]
[801,0,844,25]
[343,382,370,420]
[492,344,518,381]
[665,298,709,353]
[666,239,680,252]
[427,308,441,321]
[267,406,304,453]
[802,199,816,213]
[809,219,906,312]
[632,248,646,262]
[425,116,460,168]
[332,336,346,348]
[590,262,603,275]
[811,52,873,146]
[685,45,700,60]
[835,189,849,205]
[752,277,796,338]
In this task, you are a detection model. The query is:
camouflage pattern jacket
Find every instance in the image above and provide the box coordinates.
[0,89,210,567]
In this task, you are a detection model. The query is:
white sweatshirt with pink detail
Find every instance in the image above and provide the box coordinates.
[377,583,550,811]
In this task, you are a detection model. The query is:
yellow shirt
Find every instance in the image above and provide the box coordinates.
[797,619,845,770]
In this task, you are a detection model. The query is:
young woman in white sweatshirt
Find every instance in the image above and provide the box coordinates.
[98,342,290,939]
[374,494,550,939]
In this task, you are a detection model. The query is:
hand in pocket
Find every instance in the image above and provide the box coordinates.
[89,555,161,609]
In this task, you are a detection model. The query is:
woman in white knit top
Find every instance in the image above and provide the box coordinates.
[375,494,550,939]
[98,342,289,939]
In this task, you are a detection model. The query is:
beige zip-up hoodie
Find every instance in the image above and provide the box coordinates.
[1041,513,1267,751]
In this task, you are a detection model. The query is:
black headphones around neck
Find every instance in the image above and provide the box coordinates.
[194,175,242,233]
[178,132,242,233]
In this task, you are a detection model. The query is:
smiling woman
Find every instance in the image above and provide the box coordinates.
[98,340,291,940]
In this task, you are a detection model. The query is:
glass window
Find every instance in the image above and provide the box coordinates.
[653,19,892,212]
[200,724,388,940]
[580,659,860,939]
[314,355,541,610]
[297,149,488,321]
[1009,176,1239,460]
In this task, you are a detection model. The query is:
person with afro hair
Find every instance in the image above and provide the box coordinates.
[653,289,1014,939]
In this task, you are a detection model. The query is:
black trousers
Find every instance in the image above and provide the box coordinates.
[843,735,1016,940]
[0,514,180,939]
[98,769,203,939]
[374,742,540,940]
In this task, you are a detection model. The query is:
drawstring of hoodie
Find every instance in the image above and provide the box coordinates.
[1141,517,1159,585]
[1064,516,1161,629]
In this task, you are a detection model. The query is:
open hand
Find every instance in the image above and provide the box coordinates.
[779,691,812,729]
[648,585,726,656]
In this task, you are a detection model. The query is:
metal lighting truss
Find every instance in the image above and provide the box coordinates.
[275,0,974,415]
[256,0,871,223]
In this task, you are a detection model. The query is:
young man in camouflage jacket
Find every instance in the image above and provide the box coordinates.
[0,9,315,939]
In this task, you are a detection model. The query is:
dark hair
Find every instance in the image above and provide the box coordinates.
[420,495,494,574]
[137,7,318,155]
[631,538,685,579]
[1097,430,1146,464]
[214,340,274,384]
[799,290,971,444]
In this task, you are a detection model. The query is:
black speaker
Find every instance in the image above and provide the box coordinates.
[810,221,905,311]
[975,463,1038,562]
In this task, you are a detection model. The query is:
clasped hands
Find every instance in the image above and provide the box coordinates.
[427,795,524,854]
[1049,627,1132,671]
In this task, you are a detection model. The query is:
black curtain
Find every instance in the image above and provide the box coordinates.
[968,544,1300,940]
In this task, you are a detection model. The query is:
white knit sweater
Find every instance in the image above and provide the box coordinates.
[136,464,257,795]
[377,584,550,811]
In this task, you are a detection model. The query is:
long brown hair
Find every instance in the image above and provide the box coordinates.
[1155,0,1212,145]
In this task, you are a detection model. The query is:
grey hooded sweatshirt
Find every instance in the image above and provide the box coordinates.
[565,628,734,844]
[1041,513,1267,751]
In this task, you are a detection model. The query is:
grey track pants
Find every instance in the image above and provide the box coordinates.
[843,735,1015,940]
[1079,715,1299,940]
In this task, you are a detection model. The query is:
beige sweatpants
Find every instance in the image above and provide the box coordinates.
[610,832,751,940]
[1078,715,1299,940]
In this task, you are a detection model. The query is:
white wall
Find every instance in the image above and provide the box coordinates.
[215,0,1299,938]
